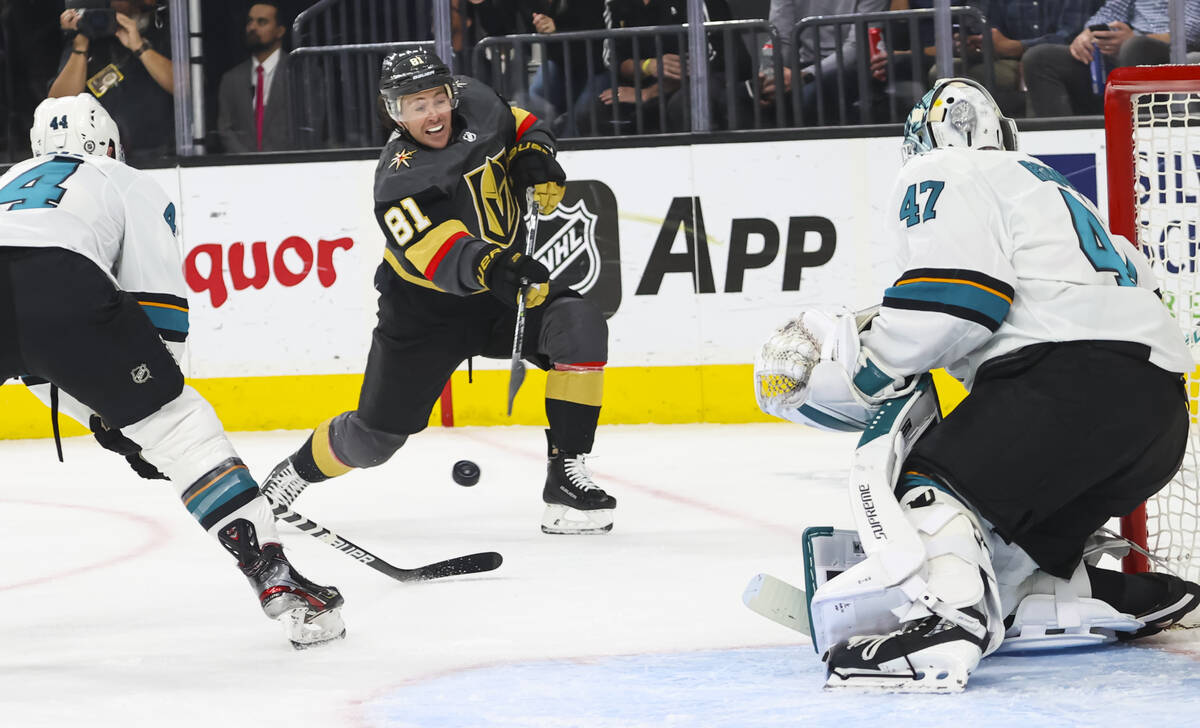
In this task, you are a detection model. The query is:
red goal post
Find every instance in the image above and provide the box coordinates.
[1105,65,1200,579]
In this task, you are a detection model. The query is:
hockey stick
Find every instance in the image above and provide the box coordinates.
[272,504,503,583]
[506,187,540,416]
[743,573,812,635]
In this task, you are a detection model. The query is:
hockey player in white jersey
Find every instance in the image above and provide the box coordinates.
[0,94,345,649]
[754,78,1200,691]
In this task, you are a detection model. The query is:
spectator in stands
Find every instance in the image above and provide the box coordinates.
[1024,0,1200,116]
[576,0,752,135]
[1,0,65,161]
[764,0,889,126]
[217,1,313,152]
[925,1,1100,116]
[48,0,174,160]
[468,0,608,137]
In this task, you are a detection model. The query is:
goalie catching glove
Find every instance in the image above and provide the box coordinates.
[474,245,550,308]
[508,140,566,214]
[753,307,917,431]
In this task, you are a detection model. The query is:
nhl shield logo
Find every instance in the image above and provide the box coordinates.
[533,199,601,294]
[131,363,152,383]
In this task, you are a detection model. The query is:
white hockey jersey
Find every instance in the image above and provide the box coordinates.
[860,147,1194,389]
[0,152,187,346]
[0,153,188,422]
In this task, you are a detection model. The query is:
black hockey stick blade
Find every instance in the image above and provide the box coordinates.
[274,504,503,583]
[386,550,504,582]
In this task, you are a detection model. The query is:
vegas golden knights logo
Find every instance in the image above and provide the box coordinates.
[464,148,518,245]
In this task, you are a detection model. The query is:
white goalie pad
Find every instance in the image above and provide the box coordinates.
[996,558,1143,653]
[807,379,1003,657]
[754,308,917,432]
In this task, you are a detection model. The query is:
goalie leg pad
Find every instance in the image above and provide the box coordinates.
[988,534,1144,652]
[819,481,1004,692]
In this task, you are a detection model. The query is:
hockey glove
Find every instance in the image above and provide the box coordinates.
[475,245,550,309]
[90,415,168,480]
[508,141,566,213]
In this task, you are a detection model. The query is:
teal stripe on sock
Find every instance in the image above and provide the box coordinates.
[185,468,258,522]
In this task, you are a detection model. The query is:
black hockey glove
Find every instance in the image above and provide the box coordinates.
[90,415,168,481]
[508,141,566,213]
[474,245,550,309]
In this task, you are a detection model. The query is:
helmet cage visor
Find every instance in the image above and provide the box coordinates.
[381,83,458,126]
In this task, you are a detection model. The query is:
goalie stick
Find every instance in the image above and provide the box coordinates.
[506,187,540,416]
[272,504,503,583]
[743,573,812,636]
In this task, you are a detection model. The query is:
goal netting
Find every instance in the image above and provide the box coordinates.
[1106,65,1200,584]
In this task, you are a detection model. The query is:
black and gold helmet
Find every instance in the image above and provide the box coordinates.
[379,49,456,123]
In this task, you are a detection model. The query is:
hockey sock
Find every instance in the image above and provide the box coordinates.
[291,417,352,483]
[181,457,262,532]
[545,368,602,454]
[1085,564,1170,615]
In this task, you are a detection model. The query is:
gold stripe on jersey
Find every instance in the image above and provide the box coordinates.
[403,219,472,278]
[893,275,1014,304]
[384,248,443,292]
[312,417,353,478]
[546,370,604,407]
[511,107,538,140]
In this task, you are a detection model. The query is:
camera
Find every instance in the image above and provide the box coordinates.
[78,10,119,39]
[66,1,119,40]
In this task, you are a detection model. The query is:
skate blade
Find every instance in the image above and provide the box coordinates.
[280,607,346,650]
[541,504,614,535]
[824,669,967,693]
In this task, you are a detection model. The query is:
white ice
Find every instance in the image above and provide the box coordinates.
[1,424,1198,727]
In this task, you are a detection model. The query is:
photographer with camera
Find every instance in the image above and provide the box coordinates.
[48,0,174,159]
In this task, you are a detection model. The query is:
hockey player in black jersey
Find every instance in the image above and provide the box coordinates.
[0,94,344,649]
[263,50,616,535]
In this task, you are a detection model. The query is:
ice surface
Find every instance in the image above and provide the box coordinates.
[1,424,1196,727]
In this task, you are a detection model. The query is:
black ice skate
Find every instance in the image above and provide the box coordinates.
[219,519,346,649]
[824,609,991,693]
[260,457,311,512]
[542,430,616,535]
[1117,572,1200,641]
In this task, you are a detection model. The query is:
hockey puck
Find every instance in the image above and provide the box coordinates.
[452,459,480,486]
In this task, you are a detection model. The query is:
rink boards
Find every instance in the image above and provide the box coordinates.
[0,127,1108,437]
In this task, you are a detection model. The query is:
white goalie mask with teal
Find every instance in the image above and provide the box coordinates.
[901,77,1018,163]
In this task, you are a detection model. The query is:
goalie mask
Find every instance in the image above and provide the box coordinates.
[30,93,123,162]
[901,77,1018,164]
[379,49,457,126]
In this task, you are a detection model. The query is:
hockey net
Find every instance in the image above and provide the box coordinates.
[1106,65,1200,585]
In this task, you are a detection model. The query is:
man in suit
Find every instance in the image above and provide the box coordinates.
[217,1,304,152]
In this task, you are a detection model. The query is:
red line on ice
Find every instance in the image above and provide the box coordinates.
[0,499,171,592]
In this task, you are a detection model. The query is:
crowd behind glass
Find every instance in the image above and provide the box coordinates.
[1,0,1198,162]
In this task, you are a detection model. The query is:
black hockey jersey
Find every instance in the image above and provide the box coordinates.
[372,76,556,296]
